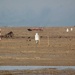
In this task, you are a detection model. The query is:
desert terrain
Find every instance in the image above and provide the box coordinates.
[0,68,75,75]
[0,26,75,65]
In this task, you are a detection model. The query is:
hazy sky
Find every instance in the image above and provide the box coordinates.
[0,0,75,27]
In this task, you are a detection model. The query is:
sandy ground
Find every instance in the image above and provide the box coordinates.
[0,68,75,75]
[0,26,75,65]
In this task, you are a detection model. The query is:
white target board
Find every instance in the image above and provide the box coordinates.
[35,33,39,43]
[71,28,73,31]
[66,28,69,32]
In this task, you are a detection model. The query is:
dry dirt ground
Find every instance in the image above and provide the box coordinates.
[0,68,75,75]
[0,26,75,65]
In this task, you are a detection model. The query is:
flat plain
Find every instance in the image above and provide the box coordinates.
[0,26,75,65]
[0,68,75,75]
